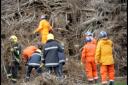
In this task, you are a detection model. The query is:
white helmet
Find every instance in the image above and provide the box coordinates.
[41,15,46,19]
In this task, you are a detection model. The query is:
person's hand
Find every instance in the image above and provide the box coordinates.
[95,60,99,65]
[10,48,14,51]
[40,63,44,67]
[32,31,35,34]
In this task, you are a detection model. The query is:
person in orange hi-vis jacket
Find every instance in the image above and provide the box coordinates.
[22,45,38,63]
[81,37,98,84]
[33,15,53,44]
[95,31,115,85]
[84,31,97,44]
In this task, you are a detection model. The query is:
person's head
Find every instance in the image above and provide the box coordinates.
[47,33,54,40]
[99,31,108,39]
[85,31,93,37]
[85,37,92,43]
[9,35,18,43]
[40,15,46,19]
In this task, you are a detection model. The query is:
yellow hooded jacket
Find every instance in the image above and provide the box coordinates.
[34,19,52,44]
[95,38,114,65]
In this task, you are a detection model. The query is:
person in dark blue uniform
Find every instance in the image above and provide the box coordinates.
[43,33,63,78]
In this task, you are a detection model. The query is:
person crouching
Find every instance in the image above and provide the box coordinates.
[25,49,43,81]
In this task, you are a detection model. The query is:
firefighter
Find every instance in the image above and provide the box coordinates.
[95,31,115,85]
[7,35,22,83]
[81,37,98,84]
[43,33,63,78]
[33,15,53,44]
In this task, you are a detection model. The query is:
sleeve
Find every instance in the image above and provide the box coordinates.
[81,46,86,64]
[40,52,44,63]
[34,21,43,33]
[43,45,46,60]
[48,22,53,32]
[17,44,22,55]
[95,41,101,63]
[13,44,21,58]
[58,43,64,53]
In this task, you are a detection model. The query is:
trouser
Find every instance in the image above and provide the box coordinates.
[46,65,62,77]
[100,64,115,84]
[7,61,19,79]
[85,61,98,81]
[59,63,64,76]
[26,65,42,78]
[41,34,48,44]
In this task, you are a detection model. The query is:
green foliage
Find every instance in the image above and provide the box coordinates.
[114,81,127,85]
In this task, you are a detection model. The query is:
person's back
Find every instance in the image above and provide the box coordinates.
[43,33,63,78]
[28,51,42,66]
[44,40,61,67]
[83,42,96,62]
[25,49,43,81]
[22,46,38,62]
[33,15,52,44]
[39,19,51,35]
[96,38,114,65]
[81,37,98,84]
[95,31,115,85]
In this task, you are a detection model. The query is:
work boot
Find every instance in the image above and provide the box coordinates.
[109,81,114,85]
[94,79,98,84]
[7,74,12,78]
[11,78,17,83]
[88,80,94,84]
[25,77,30,82]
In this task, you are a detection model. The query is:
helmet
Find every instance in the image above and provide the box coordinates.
[41,15,46,19]
[85,37,92,42]
[47,33,54,40]
[85,31,93,36]
[99,31,107,38]
[35,49,42,53]
[10,35,18,43]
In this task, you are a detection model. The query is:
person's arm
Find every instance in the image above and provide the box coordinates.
[81,46,86,64]
[95,41,101,64]
[57,43,64,53]
[33,21,43,33]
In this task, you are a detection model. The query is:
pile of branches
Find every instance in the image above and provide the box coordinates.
[1,0,127,84]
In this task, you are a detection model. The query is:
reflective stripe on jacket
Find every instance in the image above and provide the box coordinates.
[28,52,42,66]
[43,40,63,67]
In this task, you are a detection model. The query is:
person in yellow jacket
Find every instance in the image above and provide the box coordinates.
[33,15,53,44]
[95,31,115,85]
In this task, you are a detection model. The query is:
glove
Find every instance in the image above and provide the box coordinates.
[80,62,83,65]
[32,31,36,34]
[10,48,14,51]
[40,63,44,68]
[95,60,99,65]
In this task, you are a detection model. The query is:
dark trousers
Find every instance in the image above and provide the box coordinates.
[59,63,64,76]
[26,65,42,78]
[46,65,62,77]
[7,61,19,79]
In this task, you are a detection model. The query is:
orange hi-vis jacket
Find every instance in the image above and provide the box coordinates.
[81,42,96,63]
[81,42,98,80]
[34,19,52,44]
[91,38,97,45]
[22,46,38,62]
